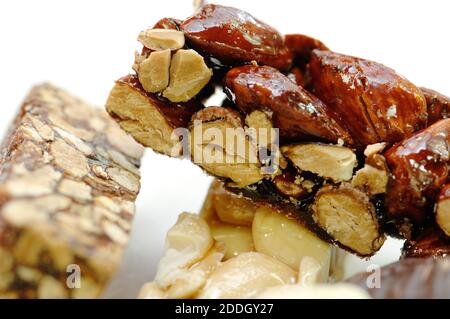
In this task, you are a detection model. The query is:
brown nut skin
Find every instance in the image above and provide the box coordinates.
[180,4,292,71]
[421,87,450,125]
[384,119,450,227]
[224,65,353,145]
[309,50,428,149]
[402,225,450,258]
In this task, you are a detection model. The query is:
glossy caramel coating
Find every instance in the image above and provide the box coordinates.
[180,4,292,71]
[384,119,450,224]
[224,65,353,144]
[285,34,329,66]
[402,225,450,258]
[421,87,450,125]
[309,50,428,148]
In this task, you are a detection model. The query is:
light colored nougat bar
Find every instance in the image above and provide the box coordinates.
[0,84,144,299]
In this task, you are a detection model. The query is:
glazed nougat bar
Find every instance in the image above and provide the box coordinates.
[0,84,144,298]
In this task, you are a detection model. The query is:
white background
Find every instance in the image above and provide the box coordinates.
[0,0,448,298]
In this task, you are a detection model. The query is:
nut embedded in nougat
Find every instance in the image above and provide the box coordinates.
[252,206,332,280]
[137,49,171,93]
[312,184,385,256]
[197,252,296,299]
[281,143,357,182]
[189,107,264,188]
[105,75,203,156]
[351,164,388,196]
[163,49,213,103]
[138,28,185,51]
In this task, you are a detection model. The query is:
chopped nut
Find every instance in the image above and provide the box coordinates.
[154,213,214,289]
[138,49,171,93]
[54,127,93,156]
[352,164,388,195]
[51,139,89,178]
[282,143,357,182]
[197,252,296,299]
[107,166,140,193]
[190,107,264,188]
[245,110,277,147]
[165,268,207,299]
[2,165,62,197]
[91,164,109,179]
[28,116,54,141]
[3,201,48,227]
[108,149,140,176]
[163,49,212,102]
[312,184,385,256]
[209,180,257,226]
[138,28,185,51]
[101,220,128,246]
[105,76,196,157]
[209,221,254,260]
[58,179,92,201]
[160,242,225,299]
[364,142,387,157]
[19,123,43,142]
[94,196,121,214]
[252,206,332,278]
[48,113,95,141]
[33,194,72,212]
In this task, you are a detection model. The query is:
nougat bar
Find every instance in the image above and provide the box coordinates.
[0,84,144,298]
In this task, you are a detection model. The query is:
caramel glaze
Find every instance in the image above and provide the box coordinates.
[421,87,450,125]
[117,75,203,128]
[402,225,450,258]
[180,4,293,71]
[224,65,353,145]
[384,119,450,225]
[309,50,428,149]
[285,34,329,67]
